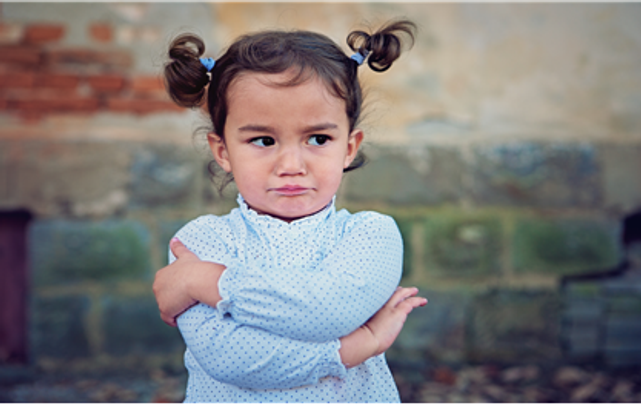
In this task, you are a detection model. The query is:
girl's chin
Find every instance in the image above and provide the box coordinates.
[246,202,328,223]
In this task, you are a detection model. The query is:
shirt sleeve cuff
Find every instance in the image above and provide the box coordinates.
[325,339,348,379]
[216,261,239,316]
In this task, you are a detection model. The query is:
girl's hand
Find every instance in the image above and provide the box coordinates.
[339,286,426,367]
[153,238,226,327]
[364,286,427,355]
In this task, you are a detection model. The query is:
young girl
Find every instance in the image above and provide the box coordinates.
[153,20,427,403]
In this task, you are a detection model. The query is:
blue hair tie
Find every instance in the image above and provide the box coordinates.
[200,57,216,72]
[350,50,369,66]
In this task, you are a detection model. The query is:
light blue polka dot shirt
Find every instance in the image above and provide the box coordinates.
[171,195,404,403]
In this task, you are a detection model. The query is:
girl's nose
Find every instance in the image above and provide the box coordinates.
[275,146,306,176]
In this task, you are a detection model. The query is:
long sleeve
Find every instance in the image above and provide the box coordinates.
[217,212,403,342]
[171,215,348,390]
[177,303,346,390]
[171,204,403,402]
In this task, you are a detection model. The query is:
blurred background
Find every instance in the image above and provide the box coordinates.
[1,2,640,402]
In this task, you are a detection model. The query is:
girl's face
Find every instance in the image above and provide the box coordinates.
[208,70,363,222]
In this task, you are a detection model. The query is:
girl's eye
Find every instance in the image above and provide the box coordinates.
[308,135,331,146]
[250,137,275,147]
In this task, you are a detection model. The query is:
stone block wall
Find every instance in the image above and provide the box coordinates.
[1,3,640,377]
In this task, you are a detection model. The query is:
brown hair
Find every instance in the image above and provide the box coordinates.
[164,20,416,185]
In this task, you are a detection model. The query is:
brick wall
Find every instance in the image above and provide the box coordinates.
[0,20,181,122]
[1,3,640,378]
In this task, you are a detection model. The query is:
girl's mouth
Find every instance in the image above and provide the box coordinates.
[272,186,310,196]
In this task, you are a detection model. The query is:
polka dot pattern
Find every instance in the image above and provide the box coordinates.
[172,194,403,402]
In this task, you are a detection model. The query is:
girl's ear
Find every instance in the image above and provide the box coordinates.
[344,129,364,169]
[207,133,232,173]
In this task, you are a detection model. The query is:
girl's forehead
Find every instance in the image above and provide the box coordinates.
[224,70,350,131]
[227,71,345,109]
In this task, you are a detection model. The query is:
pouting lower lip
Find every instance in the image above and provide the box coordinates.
[272,187,309,194]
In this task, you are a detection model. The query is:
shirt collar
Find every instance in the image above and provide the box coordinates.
[236,194,335,229]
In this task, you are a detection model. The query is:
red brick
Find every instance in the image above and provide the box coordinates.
[0,72,36,88]
[131,75,165,94]
[107,97,183,115]
[0,46,42,66]
[46,48,132,69]
[86,74,126,92]
[0,23,23,44]
[37,73,80,90]
[24,24,65,44]
[89,23,112,43]
[17,110,46,124]
[0,97,8,110]
[12,94,99,113]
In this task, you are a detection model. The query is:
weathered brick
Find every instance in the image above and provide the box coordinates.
[605,317,641,339]
[89,22,112,43]
[30,295,91,359]
[422,214,503,278]
[86,74,126,92]
[106,97,183,115]
[602,273,641,296]
[607,296,641,315]
[564,329,600,358]
[562,298,605,320]
[45,48,132,70]
[0,23,23,45]
[0,45,42,66]
[564,280,602,298]
[605,346,641,367]
[469,142,601,208]
[343,146,464,206]
[0,72,36,88]
[129,145,201,209]
[390,215,417,280]
[37,73,80,90]
[11,141,131,216]
[559,290,604,361]
[102,295,184,356]
[12,94,99,113]
[388,289,470,366]
[601,144,641,214]
[29,219,151,285]
[15,110,45,124]
[561,274,641,366]
[130,75,165,96]
[467,289,562,363]
[23,24,65,44]
[604,314,641,366]
[512,217,622,276]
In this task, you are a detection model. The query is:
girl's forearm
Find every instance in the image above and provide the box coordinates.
[179,305,348,389]
[338,326,379,368]
[216,214,403,343]
[187,261,226,308]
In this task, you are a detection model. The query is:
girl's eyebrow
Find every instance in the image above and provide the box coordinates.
[238,124,276,133]
[303,123,338,132]
[238,123,339,133]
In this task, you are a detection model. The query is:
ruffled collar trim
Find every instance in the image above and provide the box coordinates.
[236,194,335,229]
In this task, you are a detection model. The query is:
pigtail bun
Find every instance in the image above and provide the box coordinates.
[347,20,416,72]
[164,34,210,107]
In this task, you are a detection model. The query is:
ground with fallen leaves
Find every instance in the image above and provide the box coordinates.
[1,363,640,402]
[394,364,641,403]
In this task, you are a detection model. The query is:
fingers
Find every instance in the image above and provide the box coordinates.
[388,286,427,313]
[388,286,419,307]
[161,312,178,327]
[396,296,428,314]
[170,237,198,260]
